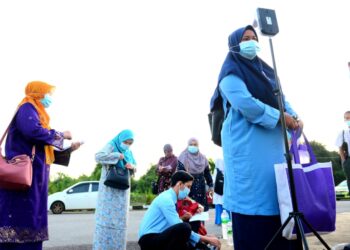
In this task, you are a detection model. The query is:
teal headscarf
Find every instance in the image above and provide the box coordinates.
[109,129,136,167]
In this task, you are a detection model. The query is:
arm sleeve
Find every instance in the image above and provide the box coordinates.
[15,103,61,146]
[95,143,121,165]
[204,165,213,188]
[220,75,281,129]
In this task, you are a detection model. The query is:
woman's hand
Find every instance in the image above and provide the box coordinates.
[180,212,192,221]
[70,142,82,152]
[125,163,134,170]
[284,113,299,130]
[119,154,125,160]
[63,131,72,140]
[201,235,221,249]
[196,206,204,214]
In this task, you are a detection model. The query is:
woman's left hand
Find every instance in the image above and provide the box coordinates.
[208,189,214,198]
[71,142,82,152]
[196,206,204,214]
[125,163,134,170]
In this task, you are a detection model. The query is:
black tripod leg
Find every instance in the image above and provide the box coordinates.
[264,215,293,250]
[295,216,309,250]
[299,216,331,250]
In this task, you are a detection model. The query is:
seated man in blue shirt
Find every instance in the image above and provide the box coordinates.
[138,170,221,250]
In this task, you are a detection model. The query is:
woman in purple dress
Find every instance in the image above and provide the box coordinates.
[155,144,178,194]
[0,81,76,250]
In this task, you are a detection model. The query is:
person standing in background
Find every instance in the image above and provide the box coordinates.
[93,129,136,250]
[155,144,178,194]
[335,111,350,195]
[178,138,214,212]
[212,158,229,225]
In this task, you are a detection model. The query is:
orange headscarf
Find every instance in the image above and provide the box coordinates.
[19,81,56,164]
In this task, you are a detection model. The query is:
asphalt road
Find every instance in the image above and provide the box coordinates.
[43,201,350,249]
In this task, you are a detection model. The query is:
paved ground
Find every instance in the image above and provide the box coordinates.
[43,201,350,250]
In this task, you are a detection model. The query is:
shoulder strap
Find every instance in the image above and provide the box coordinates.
[0,110,19,146]
[0,108,36,158]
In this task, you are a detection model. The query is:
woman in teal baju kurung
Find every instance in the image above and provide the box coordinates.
[93,130,136,250]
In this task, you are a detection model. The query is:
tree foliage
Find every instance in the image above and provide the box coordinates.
[48,141,346,196]
[310,141,345,185]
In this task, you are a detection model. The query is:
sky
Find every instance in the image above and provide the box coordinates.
[0,0,349,180]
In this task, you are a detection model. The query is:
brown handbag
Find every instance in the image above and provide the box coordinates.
[0,112,35,190]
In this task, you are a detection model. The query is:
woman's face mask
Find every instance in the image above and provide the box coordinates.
[239,40,261,60]
[120,142,130,151]
[178,186,190,200]
[188,145,199,154]
[40,94,53,108]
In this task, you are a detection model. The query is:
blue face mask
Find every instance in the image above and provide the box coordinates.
[40,94,52,108]
[120,143,130,151]
[239,40,261,60]
[346,121,350,127]
[178,186,190,200]
[188,146,199,154]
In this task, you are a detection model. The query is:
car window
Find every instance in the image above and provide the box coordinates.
[92,183,99,192]
[68,183,89,194]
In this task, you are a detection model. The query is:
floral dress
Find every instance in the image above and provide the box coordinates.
[93,144,131,250]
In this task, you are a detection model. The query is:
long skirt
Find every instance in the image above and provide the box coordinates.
[93,166,130,250]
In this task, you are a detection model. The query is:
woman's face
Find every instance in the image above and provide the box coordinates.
[241,29,258,42]
[164,149,173,158]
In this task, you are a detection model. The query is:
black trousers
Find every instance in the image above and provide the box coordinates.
[231,212,297,250]
[138,223,193,250]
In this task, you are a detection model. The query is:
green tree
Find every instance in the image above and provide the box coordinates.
[133,164,157,193]
[90,164,102,180]
[310,141,345,185]
[208,158,215,174]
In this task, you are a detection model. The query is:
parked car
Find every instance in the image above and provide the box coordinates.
[335,180,349,200]
[48,181,99,214]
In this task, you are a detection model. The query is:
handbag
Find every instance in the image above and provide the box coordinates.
[104,159,130,190]
[0,112,35,190]
[208,88,230,147]
[274,130,336,239]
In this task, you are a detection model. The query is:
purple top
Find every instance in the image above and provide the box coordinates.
[0,103,63,243]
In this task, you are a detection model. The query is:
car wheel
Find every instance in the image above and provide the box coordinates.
[51,201,65,214]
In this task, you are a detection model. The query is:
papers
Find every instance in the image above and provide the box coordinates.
[189,211,209,222]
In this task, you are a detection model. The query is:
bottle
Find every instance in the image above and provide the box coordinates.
[220,210,229,240]
[226,220,233,246]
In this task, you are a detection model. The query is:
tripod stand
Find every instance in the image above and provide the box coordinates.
[264,36,331,250]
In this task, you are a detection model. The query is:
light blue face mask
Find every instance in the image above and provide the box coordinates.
[188,145,199,154]
[178,186,190,200]
[346,121,350,127]
[40,94,53,108]
[239,40,261,60]
[120,143,130,151]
